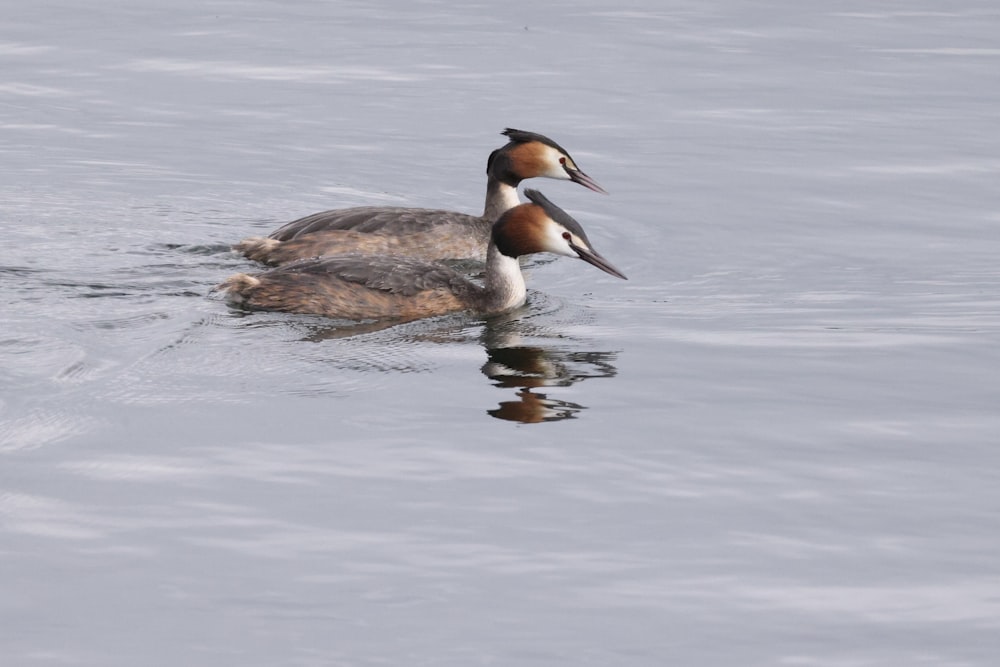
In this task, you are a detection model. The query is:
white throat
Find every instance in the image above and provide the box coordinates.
[483,180,522,221]
[484,244,527,312]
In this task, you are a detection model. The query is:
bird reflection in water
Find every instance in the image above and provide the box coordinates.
[236,304,619,424]
[480,343,618,423]
[489,388,583,423]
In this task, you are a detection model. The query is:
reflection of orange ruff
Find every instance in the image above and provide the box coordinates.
[489,389,585,424]
[481,346,619,424]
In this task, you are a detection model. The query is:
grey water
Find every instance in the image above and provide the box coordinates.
[2,1,1000,665]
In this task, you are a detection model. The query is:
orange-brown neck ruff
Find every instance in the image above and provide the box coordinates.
[491,204,549,259]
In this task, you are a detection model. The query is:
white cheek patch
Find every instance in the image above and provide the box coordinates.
[540,224,577,258]
[540,145,571,180]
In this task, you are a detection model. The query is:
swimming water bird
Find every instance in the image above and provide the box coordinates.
[219,189,626,322]
[234,128,607,265]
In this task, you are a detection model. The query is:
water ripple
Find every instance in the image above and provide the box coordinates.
[0,409,98,452]
[118,58,422,83]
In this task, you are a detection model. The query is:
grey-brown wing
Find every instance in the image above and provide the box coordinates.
[269,207,481,240]
[278,255,481,300]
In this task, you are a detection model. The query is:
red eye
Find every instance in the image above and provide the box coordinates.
[559,157,566,165]
[562,232,571,240]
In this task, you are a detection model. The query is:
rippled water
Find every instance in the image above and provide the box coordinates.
[3,1,1000,665]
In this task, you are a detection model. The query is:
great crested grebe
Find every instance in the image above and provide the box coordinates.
[234,128,606,265]
[219,189,626,322]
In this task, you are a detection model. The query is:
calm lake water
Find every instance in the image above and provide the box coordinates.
[3,1,1000,665]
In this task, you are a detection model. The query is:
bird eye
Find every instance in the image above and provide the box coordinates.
[562,232,571,240]
[559,157,567,165]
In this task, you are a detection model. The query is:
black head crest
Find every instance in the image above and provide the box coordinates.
[522,189,591,243]
[501,128,571,156]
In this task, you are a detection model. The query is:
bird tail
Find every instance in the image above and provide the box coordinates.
[215,273,261,303]
[233,236,282,263]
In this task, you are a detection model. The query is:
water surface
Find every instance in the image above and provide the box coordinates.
[2,1,1000,665]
